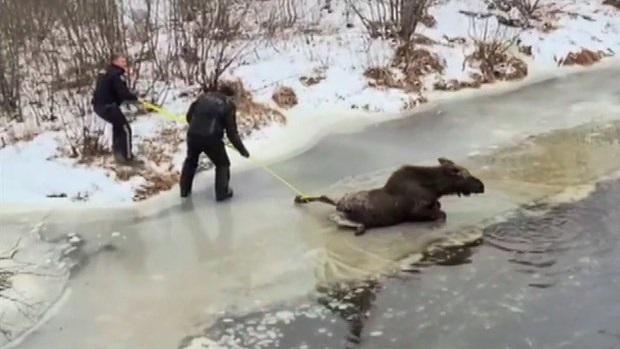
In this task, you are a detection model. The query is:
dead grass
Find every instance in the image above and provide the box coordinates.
[220,79,286,137]
[133,172,180,201]
[272,86,298,109]
[435,52,527,93]
[80,135,110,158]
[131,127,184,201]
[436,43,527,93]
[559,49,605,66]
[299,68,326,86]
[363,67,403,89]
[467,45,528,83]
[434,78,482,91]
[392,46,444,92]
[364,46,444,93]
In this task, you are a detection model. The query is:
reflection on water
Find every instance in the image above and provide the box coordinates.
[418,239,482,267]
[316,280,380,347]
[485,178,619,289]
[180,280,382,349]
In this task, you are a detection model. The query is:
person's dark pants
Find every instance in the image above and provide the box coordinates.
[180,133,231,200]
[94,104,133,161]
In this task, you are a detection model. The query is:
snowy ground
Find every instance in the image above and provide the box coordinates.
[1,0,619,205]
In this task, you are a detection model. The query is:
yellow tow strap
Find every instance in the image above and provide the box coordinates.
[141,100,311,199]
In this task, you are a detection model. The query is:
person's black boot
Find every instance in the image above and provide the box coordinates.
[180,184,192,198]
[115,154,145,168]
[216,189,234,202]
[126,157,145,168]
[215,166,233,202]
[180,159,197,198]
[113,152,127,164]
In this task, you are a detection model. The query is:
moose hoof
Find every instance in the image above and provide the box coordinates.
[436,211,447,222]
[354,226,367,236]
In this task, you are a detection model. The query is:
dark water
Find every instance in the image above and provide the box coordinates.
[186,178,620,349]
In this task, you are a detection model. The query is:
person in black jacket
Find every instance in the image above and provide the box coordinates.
[92,54,141,165]
[180,85,250,201]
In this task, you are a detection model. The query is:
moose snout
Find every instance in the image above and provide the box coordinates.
[471,177,485,193]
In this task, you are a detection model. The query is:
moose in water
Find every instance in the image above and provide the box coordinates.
[295,158,485,235]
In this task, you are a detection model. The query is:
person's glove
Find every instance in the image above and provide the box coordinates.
[241,149,250,158]
[126,99,141,110]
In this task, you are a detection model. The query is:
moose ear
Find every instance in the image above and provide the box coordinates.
[438,158,455,166]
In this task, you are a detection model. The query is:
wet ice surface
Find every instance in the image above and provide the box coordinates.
[185,179,620,349]
[3,66,620,349]
[0,224,75,348]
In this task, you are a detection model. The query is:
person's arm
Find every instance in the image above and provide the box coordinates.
[112,73,138,103]
[186,101,197,124]
[224,103,250,157]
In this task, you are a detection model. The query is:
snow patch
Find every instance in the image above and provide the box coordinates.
[0,133,135,204]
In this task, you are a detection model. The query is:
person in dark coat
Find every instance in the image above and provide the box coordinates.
[180,85,250,201]
[92,54,141,165]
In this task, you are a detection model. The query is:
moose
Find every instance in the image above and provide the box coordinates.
[295,158,485,235]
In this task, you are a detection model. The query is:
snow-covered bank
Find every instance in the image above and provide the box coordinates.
[1,0,619,206]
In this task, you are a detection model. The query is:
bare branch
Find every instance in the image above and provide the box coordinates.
[346,0,432,42]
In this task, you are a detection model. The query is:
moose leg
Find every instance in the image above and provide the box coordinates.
[294,195,337,206]
[410,201,446,222]
[329,213,367,236]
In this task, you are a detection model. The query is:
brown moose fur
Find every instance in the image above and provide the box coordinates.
[295,158,485,235]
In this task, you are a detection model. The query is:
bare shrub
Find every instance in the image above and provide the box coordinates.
[488,0,544,27]
[510,0,542,19]
[0,0,273,160]
[256,0,300,35]
[127,0,167,89]
[2,0,133,155]
[169,0,254,88]
[347,0,432,42]
[56,0,128,84]
[0,0,26,121]
[56,90,107,159]
[465,17,525,82]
